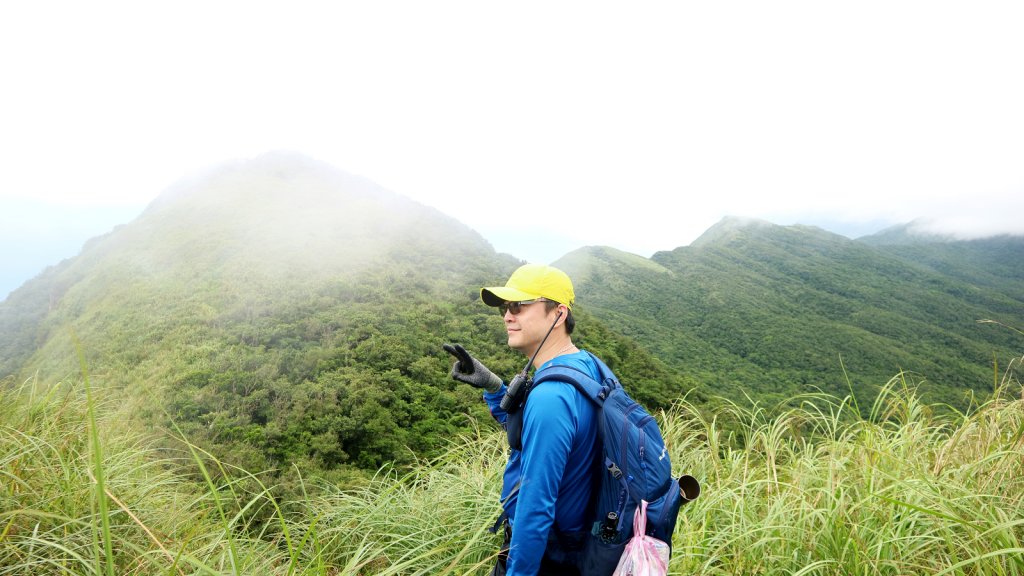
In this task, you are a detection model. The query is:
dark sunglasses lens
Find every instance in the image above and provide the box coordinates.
[499,301,522,315]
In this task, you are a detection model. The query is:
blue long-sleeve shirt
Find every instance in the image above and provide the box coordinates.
[483,351,600,576]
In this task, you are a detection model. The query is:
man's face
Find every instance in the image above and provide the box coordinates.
[503,299,557,354]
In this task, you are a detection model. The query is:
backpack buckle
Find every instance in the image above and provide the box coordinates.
[607,462,623,479]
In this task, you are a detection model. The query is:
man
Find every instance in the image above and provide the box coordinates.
[445,264,601,575]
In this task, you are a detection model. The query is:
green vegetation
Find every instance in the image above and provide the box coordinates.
[151,273,689,498]
[557,221,1024,410]
[0,378,287,575]
[3,355,1022,574]
[0,155,692,493]
[2,156,1023,573]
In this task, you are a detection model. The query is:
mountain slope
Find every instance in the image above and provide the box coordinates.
[0,153,691,485]
[556,218,1024,408]
[859,223,1024,301]
[3,161,1020,484]
[1,153,498,377]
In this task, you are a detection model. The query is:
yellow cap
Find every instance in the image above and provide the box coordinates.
[481,264,575,311]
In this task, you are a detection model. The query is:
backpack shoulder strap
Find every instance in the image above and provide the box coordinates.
[532,365,606,406]
[532,351,620,405]
[582,351,620,387]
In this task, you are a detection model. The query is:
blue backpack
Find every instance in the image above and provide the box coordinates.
[514,352,698,575]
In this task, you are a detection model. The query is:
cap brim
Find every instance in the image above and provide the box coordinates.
[481,286,540,307]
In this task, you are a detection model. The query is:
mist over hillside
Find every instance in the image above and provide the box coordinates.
[1,154,1022,484]
[0,153,688,482]
[0,153,498,377]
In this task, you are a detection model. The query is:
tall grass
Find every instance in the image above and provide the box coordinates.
[2,354,1023,574]
[0,377,290,575]
[293,357,1024,575]
[300,423,506,574]
[661,360,1024,575]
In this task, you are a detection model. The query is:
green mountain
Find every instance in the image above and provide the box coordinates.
[3,170,1022,572]
[859,222,1024,301]
[3,157,1021,486]
[555,217,1024,408]
[0,153,688,486]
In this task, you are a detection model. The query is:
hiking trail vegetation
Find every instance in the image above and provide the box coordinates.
[2,356,1022,574]
[1,154,1022,573]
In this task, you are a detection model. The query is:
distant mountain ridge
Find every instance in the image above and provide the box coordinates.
[1,157,1021,478]
[0,153,498,378]
[0,153,688,481]
[859,221,1024,302]
[557,217,1024,407]
[0,153,527,478]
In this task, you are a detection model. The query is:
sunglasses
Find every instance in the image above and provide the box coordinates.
[498,298,550,316]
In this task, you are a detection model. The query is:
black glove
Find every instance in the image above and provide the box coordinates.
[443,344,502,393]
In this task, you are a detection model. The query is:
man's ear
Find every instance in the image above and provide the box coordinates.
[555,305,569,327]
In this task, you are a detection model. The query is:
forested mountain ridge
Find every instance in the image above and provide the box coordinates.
[0,153,497,378]
[0,153,691,487]
[556,217,1024,408]
[2,161,1021,572]
[1,156,1021,484]
[860,222,1024,301]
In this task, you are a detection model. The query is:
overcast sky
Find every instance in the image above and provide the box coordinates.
[2,1,1023,299]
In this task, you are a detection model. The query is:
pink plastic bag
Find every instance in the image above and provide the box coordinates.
[612,500,671,576]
